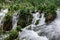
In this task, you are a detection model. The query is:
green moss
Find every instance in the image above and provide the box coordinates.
[15,38,19,40]
[4,37,10,40]
[17,9,33,28]
[4,30,18,40]
[45,13,57,24]
[3,13,12,31]
[9,30,18,40]
[16,25,22,31]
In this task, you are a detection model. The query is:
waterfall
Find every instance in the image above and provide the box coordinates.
[38,9,60,40]
[19,12,48,40]
[19,9,60,40]
[0,9,8,25]
[0,9,8,40]
[32,12,40,24]
[12,13,18,30]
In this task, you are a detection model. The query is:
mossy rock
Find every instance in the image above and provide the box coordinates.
[3,13,12,31]
[45,13,57,24]
[17,10,33,28]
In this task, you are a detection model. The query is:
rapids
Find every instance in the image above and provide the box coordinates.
[18,9,60,40]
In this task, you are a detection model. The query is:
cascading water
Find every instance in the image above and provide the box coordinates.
[19,9,60,40]
[0,9,8,40]
[19,12,48,40]
[0,9,8,25]
[19,30,48,40]
[36,9,60,40]
[12,13,18,30]
[32,12,40,24]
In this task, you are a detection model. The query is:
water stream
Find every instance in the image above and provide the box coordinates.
[18,9,60,40]
[1,9,60,40]
[19,12,48,40]
[0,9,8,25]
[0,9,8,40]
[12,13,18,30]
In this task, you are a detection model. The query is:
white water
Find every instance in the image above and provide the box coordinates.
[37,9,60,40]
[0,9,8,40]
[0,9,8,25]
[19,12,48,40]
[19,30,48,40]
[17,9,60,40]
[12,13,18,30]
[32,12,40,24]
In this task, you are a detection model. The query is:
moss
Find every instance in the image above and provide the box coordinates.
[15,38,19,40]
[3,13,12,31]
[17,19,26,28]
[17,9,33,28]
[4,37,10,40]
[16,25,22,31]
[4,30,18,40]
[9,30,18,40]
[0,6,2,11]
[45,12,57,24]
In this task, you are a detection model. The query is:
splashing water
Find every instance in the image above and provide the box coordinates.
[32,12,40,24]
[19,12,48,40]
[12,13,19,30]
[0,9,8,25]
[19,9,60,40]
[19,30,48,40]
[0,9,8,40]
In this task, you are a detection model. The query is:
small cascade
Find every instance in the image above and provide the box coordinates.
[32,12,40,24]
[12,13,19,30]
[37,13,45,26]
[37,9,60,40]
[19,12,48,40]
[19,9,60,40]
[0,9,8,25]
[22,12,40,30]
[0,9,8,40]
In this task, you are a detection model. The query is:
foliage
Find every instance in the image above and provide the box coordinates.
[16,25,22,31]
[9,30,18,40]
[1,0,59,40]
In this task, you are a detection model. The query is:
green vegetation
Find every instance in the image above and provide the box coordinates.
[0,0,60,40]
[4,30,18,40]
[16,25,22,31]
[3,13,12,31]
